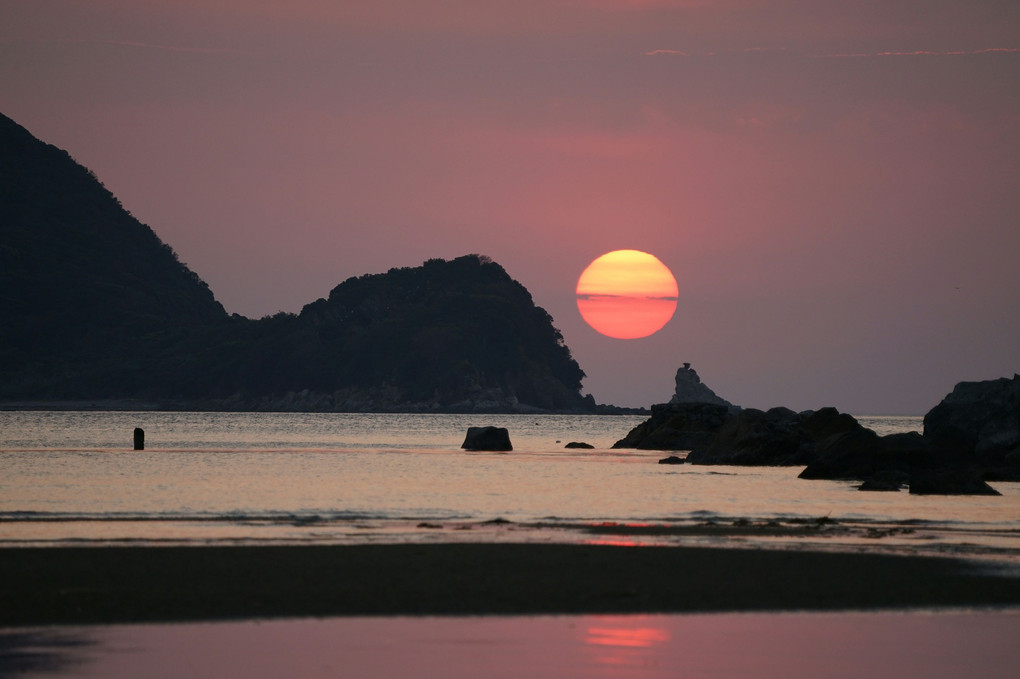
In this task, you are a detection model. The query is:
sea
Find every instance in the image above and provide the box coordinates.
[2,410,1018,559]
[4,410,1020,678]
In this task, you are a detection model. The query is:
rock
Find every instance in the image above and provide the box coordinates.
[658,455,685,464]
[799,428,929,482]
[686,407,807,466]
[564,441,594,449]
[909,470,1001,496]
[858,478,903,492]
[630,375,1019,492]
[797,423,883,479]
[461,426,513,451]
[800,407,862,446]
[857,470,910,491]
[612,402,735,450]
[670,363,733,407]
[923,375,1020,479]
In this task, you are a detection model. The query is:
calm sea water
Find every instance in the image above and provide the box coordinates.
[2,411,1018,560]
[9,612,1020,679]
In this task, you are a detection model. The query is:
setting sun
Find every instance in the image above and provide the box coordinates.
[576,250,678,339]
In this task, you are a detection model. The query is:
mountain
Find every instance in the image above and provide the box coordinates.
[0,113,227,398]
[0,113,591,412]
[278,255,588,412]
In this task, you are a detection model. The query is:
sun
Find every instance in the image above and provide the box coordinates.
[576,250,678,339]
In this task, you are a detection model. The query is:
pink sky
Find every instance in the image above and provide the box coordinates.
[2,1,1017,412]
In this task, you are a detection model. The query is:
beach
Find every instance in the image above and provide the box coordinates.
[4,542,1020,626]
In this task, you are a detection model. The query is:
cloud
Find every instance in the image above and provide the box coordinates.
[98,39,240,54]
[646,46,1018,59]
[0,36,239,55]
[813,47,1020,59]
[577,293,679,302]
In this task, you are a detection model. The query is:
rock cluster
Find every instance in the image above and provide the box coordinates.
[615,375,1020,495]
[612,402,733,451]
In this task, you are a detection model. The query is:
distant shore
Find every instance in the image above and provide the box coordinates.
[3,543,1020,626]
[0,400,649,415]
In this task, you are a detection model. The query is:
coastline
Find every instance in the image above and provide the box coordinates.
[4,543,1020,626]
[0,401,649,415]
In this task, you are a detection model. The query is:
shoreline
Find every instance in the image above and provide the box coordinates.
[4,543,1020,626]
[0,401,650,415]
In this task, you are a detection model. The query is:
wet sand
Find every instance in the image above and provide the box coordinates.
[3,543,1020,626]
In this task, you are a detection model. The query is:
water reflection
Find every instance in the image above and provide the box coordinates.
[585,618,670,671]
[587,625,669,648]
[0,630,94,676]
[3,612,1020,678]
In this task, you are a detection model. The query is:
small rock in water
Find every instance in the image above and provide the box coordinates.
[658,455,685,465]
[858,479,902,492]
[461,426,513,451]
[564,441,594,449]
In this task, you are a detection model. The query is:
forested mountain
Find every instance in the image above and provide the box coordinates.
[0,113,227,398]
[0,113,591,412]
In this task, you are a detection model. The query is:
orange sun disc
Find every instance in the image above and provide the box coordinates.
[576,250,678,339]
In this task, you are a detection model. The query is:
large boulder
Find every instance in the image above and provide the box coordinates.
[461,426,513,451]
[686,407,808,465]
[612,402,734,450]
[797,425,883,479]
[923,375,1020,479]
[798,430,928,482]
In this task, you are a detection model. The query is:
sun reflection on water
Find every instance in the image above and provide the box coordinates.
[585,618,671,670]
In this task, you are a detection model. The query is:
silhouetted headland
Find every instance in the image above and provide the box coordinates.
[0,112,611,414]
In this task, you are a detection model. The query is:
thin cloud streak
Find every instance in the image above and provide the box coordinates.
[100,39,241,54]
[577,293,680,302]
[646,46,1019,58]
[813,47,1020,58]
[0,36,241,55]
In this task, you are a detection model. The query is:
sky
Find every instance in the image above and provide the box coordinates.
[2,1,1017,413]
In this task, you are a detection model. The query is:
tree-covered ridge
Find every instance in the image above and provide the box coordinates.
[0,113,227,398]
[289,255,587,410]
[0,113,591,412]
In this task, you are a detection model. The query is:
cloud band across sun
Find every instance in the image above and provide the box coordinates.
[576,250,678,340]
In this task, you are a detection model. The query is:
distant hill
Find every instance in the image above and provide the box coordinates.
[0,113,591,412]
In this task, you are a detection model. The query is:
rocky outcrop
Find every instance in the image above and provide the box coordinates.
[798,429,927,482]
[612,402,733,450]
[798,378,1019,493]
[564,442,594,449]
[683,406,911,472]
[461,426,513,451]
[627,375,1017,495]
[686,407,808,466]
[923,375,1020,480]
[670,363,733,407]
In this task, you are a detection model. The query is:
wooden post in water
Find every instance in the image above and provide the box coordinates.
[133,427,144,451]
